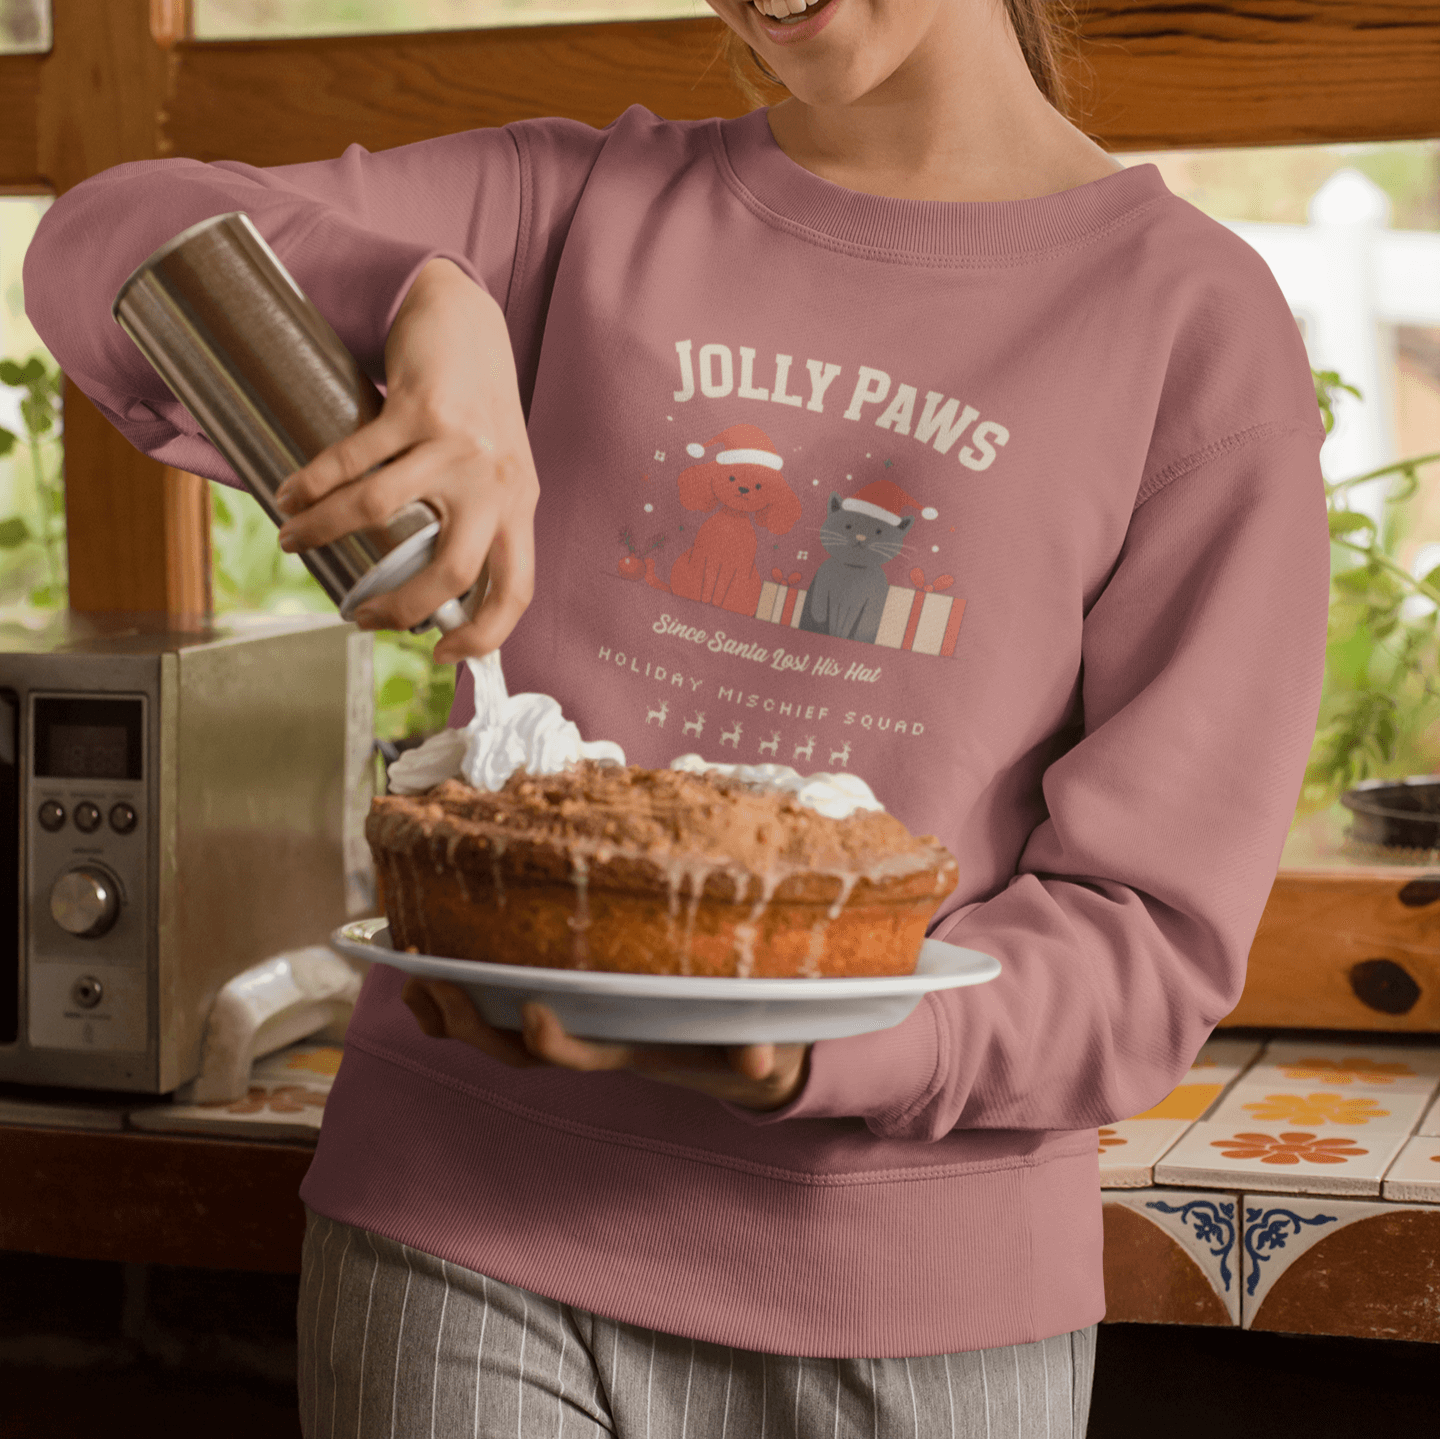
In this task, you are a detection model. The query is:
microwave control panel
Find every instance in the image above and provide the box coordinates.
[26,693,149,1053]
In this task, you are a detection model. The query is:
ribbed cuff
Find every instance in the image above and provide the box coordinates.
[722,992,942,1128]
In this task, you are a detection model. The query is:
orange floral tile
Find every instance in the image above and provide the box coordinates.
[250,1041,342,1087]
[1239,1093,1393,1127]
[1098,1118,1195,1189]
[1381,1136,1440,1203]
[1420,1093,1440,1139]
[1209,1080,1427,1135]
[1210,1132,1370,1166]
[1154,1120,1410,1196]
[1127,1083,1225,1122]
[1255,1041,1440,1099]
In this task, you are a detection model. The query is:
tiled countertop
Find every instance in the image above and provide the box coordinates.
[1099,1033,1440,1341]
[2,1033,1437,1339]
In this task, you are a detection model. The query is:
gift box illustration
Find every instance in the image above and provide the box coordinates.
[753,566,964,658]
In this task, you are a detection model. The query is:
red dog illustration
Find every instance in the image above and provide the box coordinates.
[649,423,802,615]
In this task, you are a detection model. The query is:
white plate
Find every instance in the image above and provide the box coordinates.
[332,917,1000,1044]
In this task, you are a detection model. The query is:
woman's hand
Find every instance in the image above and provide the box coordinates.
[401,977,811,1112]
[273,258,537,663]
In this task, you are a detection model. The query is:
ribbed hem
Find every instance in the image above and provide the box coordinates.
[714,108,1168,264]
[721,989,942,1130]
[301,986,1104,1357]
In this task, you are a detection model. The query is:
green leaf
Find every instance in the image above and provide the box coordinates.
[0,517,30,548]
[0,360,23,386]
[378,674,415,708]
[16,356,44,384]
[27,583,59,607]
[1328,511,1375,537]
[20,394,53,436]
[212,489,233,526]
[0,427,14,456]
[45,486,65,517]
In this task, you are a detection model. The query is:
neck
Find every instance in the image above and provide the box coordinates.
[764,0,1120,203]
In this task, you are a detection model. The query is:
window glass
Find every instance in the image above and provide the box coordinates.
[0,196,62,610]
[1126,144,1440,855]
[0,0,49,54]
[193,0,706,39]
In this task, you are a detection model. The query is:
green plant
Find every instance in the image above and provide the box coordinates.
[210,483,456,739]
[1302,369,1440,809]
[0,353,66,607]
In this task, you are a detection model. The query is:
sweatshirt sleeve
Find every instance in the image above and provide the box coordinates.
[738,416,1330,1138]
[22,120,606,484]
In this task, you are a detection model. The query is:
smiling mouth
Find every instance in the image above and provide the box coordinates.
[751,0,831,25]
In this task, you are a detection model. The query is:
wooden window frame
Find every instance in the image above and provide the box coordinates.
[0,0,1437,614]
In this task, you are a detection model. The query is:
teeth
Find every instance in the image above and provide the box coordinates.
[754,0,814,18]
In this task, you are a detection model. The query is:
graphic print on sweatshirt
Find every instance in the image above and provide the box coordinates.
[588,338,1006,776]
[608,340,997,661]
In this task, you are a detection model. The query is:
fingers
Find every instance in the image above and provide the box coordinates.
[400,976,445,1037]
[432,492,535,662]
[275,409,412,517]
[727,1043,779,1082]
[405,979,539,1068]
[520,1004,635,1072]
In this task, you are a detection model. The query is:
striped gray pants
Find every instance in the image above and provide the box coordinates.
[298,1208,1095,1438]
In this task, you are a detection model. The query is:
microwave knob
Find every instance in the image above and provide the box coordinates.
[50,866,121,939]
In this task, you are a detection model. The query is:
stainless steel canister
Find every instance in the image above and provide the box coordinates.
[113,211,469,632]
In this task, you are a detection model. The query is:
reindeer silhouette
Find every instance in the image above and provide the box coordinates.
[828,740,852,769]
[682,712,705,737]
[646,700,670,728]
[758,731,780,757]
[792,735,815,763]
[720,720,743,749]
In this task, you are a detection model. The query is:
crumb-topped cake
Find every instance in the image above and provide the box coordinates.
[367,760,957,978]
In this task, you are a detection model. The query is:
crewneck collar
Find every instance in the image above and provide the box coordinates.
[715,107,1168,263]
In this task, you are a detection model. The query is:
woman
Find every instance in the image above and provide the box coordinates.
[26,0,1328,1433]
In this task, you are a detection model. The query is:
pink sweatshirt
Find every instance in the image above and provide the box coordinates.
[27,106,1328,1358]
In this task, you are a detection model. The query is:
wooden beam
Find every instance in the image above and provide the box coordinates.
[160,4,1440,170]
[165,18,746,166]
[1075,0,1440,150]
[0,53,41,189]
[33,0,210,617]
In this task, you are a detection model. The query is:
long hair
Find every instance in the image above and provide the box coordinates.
[722,1,1078,117]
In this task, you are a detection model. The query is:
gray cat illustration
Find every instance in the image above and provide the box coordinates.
[798,493,912,643]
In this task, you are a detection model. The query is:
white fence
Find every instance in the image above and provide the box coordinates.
[1226,169,1440,517]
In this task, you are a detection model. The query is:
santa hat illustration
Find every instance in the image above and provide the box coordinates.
[685,424,784,471]
[841,479,938,525]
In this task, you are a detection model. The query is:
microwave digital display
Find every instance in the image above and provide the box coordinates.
[33,697,143,780]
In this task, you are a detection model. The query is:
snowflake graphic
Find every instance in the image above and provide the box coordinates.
[1240,1092,1392,1126]
[1210,1131,1369,1165]
[654,449,666,461]
[797,550,808,560]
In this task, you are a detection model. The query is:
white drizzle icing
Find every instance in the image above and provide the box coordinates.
[802,918,829,978]
[568,852,591,969]
[489,836,507,909]
[826,870,860,922]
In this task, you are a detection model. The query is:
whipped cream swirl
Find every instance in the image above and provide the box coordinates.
[668,754,884,820]
[385,652,625,795]
[385,655,885,821]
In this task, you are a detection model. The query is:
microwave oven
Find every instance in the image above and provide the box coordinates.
[0,610,374,1092]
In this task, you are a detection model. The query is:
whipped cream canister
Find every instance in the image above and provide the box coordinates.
[112,211,468,632]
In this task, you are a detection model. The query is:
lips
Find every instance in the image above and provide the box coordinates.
[748,0,840,41]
